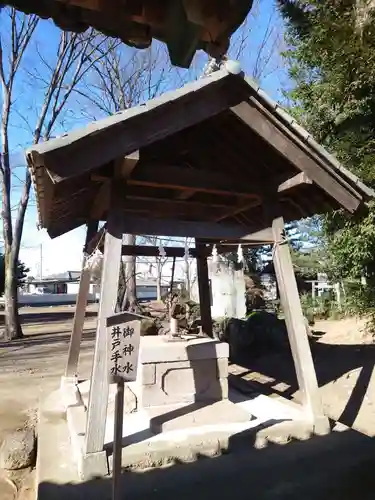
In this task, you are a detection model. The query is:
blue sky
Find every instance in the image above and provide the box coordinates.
[1,0,289,277]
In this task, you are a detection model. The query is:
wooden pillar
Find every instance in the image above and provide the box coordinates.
[195,240,213,338]
[84,187,123,456]
[65,221,98,379]
[272,217,329,434]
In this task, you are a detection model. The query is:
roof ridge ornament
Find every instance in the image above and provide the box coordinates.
[201,56,241,78]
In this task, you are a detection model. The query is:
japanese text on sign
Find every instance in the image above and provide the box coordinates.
[106,312,141,382]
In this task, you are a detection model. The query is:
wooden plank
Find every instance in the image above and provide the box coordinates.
[127,195,231,209]
[120,151,139,179]
[33,72,244,183]
[195,240,213,338]
[278,172,312,193]
[215,198,261,222]
[122,245,202,258]
[90,153,139,220]
[65,221,99,379]
[272,216,329,432]
[84,186,123,455]
[128,164,261,199]
[176,189,196,200]
[116,215,262,239]
[91,181,111,220]
[249,95,364,200]
[231,102,362,213]
[119,199,233,219]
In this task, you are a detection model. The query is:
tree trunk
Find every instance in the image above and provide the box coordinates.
[3,250,22,340]
[122,233,138,311]
[184,238,190,299]
[184,261,190,299]
[156,258,162,301]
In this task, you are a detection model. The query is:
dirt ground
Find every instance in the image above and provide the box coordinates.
[232,316,375,436]
[0,306,98,444]
[1,311,375,499]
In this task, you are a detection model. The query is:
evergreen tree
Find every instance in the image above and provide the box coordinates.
[0,254,29,296]
[279,0,375,317]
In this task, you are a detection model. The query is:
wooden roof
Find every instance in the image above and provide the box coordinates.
[26,64,375,241]
[5,0,253,68]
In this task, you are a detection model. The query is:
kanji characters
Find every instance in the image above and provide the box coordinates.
[123,344,134,356]
[123,325,134,338]
[122,361,133,374]
[111,339,120,350]
[111,325,121,340]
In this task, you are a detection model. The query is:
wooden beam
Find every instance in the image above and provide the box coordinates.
[118,198,238,220]
[127,195,230,209]
[196,240,213,338]
[230,102,361,213]
[215,198,261,222]
[90,153,139,219]
[119,151,139,179]
[272,216,329,434]
[91,181,111,219]
[249,95,364,201]
[65,221,99,379]
[115,215,263,240]
[85,184,123,456]
[175,189,196,200]
[128,164,261,199]
[198,227,274,245]
[278,172,313,193]
[122,245,203,258]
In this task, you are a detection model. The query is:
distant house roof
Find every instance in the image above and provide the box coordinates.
[26,65,375,241]
[43,271,81,281]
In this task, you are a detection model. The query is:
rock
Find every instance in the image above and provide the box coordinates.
[141,318,158,336]
[0,430,36,470]
[0,477,16,500]
[224,318,255,362]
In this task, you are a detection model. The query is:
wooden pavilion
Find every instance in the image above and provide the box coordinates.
[26,64,374,474]
[4,0,253,67]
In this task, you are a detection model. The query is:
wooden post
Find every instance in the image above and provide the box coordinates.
[65,222,98,379]
[112,379,124,500]
[195,240,213,338]
[84,189,123,456]
[272,217,329,434]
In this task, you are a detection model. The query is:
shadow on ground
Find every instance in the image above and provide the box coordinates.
[0,309,97,327]
[0,329,96,363]
[39,426,375,500]
[231,338,375,430]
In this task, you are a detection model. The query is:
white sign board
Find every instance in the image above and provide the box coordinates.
[106,312,141,383]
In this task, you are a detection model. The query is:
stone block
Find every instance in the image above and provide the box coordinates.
[216,357,228,379]
[142,360,227,407]
[142,384,172,407]
[150,400,250,434]
[0,430,36,470]
[140,337,229,363]
[79,451,109,480]
[142,363,156,386]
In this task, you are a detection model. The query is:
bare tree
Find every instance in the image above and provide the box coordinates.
[139,236,169,301]
[229,0,285,85]
[0,8,110,340]
[79,41,171,311]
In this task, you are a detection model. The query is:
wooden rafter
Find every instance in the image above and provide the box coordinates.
[32,72,246,183]
[230,101,362,213]
[126,163,262,199]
